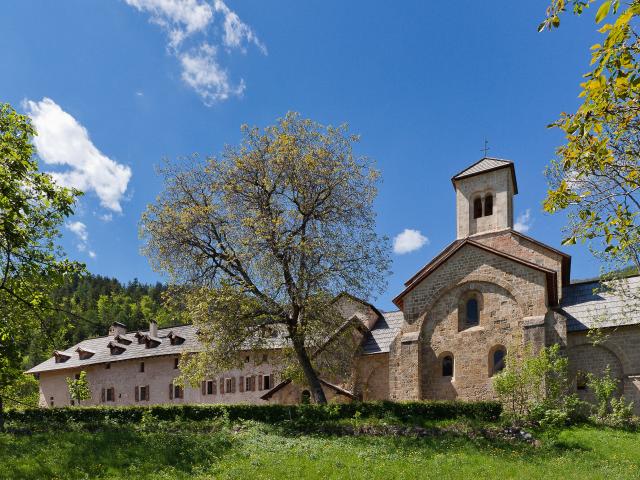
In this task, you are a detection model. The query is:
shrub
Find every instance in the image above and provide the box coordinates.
[5,400,502,428]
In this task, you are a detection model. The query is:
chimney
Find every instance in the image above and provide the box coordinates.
[108,322,127,337]
[149,320,158,338]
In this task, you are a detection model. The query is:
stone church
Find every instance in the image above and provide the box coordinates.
[28,158,640,411]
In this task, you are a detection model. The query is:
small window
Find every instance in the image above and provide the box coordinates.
[262,354,268,363]
[484,194,493,216]
[173,384,184,399]
[74,373,80,380]
[140,362,145,373]
[207,380,215,395]
[105,363,111,370]
[491,347,506,376]
[473,197,483,219]
[50,397,54,407]
[225,378,234,394]
[174,358,179,369]
[263,374,271,390]
[245,355,250,363]
[576,371,588,391]
[442,355,454,377]
[106,387,115,402]
[301,390,311,404]
[466,298,479,326]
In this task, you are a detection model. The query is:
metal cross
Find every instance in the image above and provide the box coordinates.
[481,139,490,157]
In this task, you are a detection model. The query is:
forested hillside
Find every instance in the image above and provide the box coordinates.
[25,274,175,368]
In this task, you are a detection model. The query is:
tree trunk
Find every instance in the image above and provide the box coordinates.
[291,334,327,404]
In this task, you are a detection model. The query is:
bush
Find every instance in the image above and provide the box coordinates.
[5,400,502,428]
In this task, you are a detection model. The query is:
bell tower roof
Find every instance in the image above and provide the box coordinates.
[451,157,518,194]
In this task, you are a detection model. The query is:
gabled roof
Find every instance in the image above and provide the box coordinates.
[259,378,355,401]
[393,238,558,308]
[451,157,518,194]
[360,310,405,354]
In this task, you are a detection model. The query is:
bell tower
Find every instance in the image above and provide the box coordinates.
[451,158,518,239]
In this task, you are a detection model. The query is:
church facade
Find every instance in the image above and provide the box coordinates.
[28,158,640,412]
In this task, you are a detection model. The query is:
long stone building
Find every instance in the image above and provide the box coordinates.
[28,158,640,411]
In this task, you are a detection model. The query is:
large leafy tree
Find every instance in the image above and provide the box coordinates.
[0,103,82,425]
[541,1,640,271]
[141,113,390,403]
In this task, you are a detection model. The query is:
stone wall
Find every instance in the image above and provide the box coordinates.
[36,352,280,408]
[354,353,389,401]
[390,242,551,401]
[568,326,640,414]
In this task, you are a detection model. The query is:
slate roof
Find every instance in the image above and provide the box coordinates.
[26,324,288,374]
[361,310,405,354]
[451,157,518,193]
[561,276,640,332]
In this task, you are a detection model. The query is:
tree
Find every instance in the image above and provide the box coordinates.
[66,371,91,406]
[541,1,640,272]
[0,103,83,428]
[141,112,390,403]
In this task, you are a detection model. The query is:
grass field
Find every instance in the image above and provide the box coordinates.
[2,419,640,480]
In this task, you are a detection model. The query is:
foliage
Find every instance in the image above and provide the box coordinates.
[541,0,640,272]
[141,112,390,403]
[66,371,91,406]
[587,366,636,426]
[0,103,83,425]
[25,273,175,368]
[493,344,591,427]
[4,400,502,426]
[0,374,39,410]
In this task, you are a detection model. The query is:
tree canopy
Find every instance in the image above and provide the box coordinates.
[541,1,640,271]
[0,103,83,422]
[141,112,390,403]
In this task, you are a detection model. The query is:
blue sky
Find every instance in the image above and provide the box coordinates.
[2,1,604,310]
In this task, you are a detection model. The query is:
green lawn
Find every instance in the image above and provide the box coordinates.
[1,422,639,479]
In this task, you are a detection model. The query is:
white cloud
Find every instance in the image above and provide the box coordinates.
[213,0,267,53]
[66,221,96,258]
[124,0,265,105]
[514,209,533,233]
[393,229,430,255]
[180,43,245,104]
[98,213,113,222]
[25,98,132,213]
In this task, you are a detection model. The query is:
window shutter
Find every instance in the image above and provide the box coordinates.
[169,383,174,399]
[231,377,236,393]
[201,381,206,395]
[101,388,105,402]
[239,376,245,393]
[110,388,115,401]
[146,385,150,401]
[220,377,225,395]
[135,386,139,402]
[258,375,263,391]
[212,379,217,395]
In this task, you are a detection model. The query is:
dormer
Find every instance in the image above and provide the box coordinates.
[144,335,161,349]
[107,341,126,355]
[114,334,132,345]
[76,347,95,360]
[167,331,185,346]
[134,331,146,344]
[451,158,517,239]
[53,351,71,363]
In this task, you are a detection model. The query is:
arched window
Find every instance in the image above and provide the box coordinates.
[301,390,311,404]
[466,298,479,326]
[484,194,493,216]
[491,347,506,376]
[473,197,483,219]
[442,355,454,377]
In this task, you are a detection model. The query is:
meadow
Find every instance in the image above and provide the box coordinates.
[1,417,639,479]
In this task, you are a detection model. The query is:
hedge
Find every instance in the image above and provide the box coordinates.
[5,400,501,425]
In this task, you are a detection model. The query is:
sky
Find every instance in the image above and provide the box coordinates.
[1,1,605,310]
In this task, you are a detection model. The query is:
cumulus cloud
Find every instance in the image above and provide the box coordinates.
[25,98,132,213]
[124,0,265,105]
[66,221,96,258]
[514,209,533,233]
[393,229,430,255]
